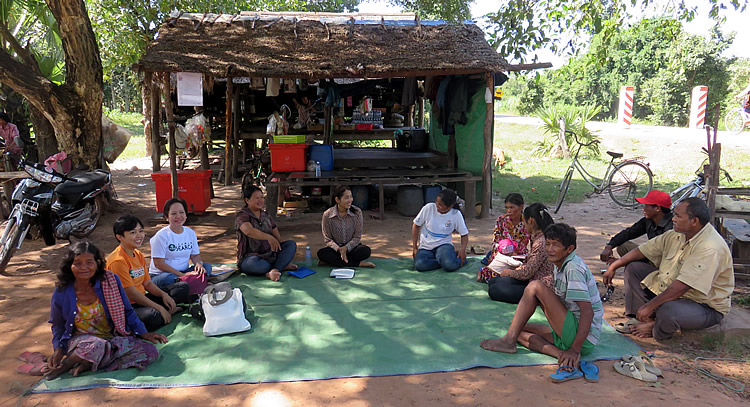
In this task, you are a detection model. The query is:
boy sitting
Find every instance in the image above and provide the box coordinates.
[107,214,189,331]
[480,223,603,382]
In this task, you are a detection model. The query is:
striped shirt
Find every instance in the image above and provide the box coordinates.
[553,252,604,345]
[321,205,363,251]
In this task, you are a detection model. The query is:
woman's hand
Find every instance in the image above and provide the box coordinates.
[141,332,169,344]
[338,246,348,263]
[193,262,206,275]
[267,236,281,252]
[499,269,512,277]
[156,305,172,325]
[47,348,66,370]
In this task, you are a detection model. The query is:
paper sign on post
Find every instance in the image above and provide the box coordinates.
[177,72,203,106]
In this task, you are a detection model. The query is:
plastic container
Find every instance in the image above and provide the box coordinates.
[151,169,212,214]
[273,134,306,143]
[269,143,308,172]
[351,185,369,210]
[308,144,334,171]
[356,123,374,131]
[423,185,442,205]
[397,185,424,217]
[304,246,312,267]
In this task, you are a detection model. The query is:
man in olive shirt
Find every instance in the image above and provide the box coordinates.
[603,197,734,340]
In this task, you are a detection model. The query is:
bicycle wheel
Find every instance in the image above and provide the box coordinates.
[724,109,744,135]
[608,161,653,207]
[554,168,574,214]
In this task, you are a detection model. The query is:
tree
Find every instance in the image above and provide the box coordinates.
[0,0,103,168]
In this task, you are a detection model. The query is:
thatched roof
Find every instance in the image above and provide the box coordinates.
[135,12,513,79]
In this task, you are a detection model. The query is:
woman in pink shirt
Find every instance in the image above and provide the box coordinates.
[0,113,22,157]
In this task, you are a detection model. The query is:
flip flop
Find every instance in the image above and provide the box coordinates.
[623,354,662,377]
[613,360,658,383]
[549,365,583,383]
[18,351,46,364]
[579,361,599,383]
[614,318,640,334]
[472,245,486,255]
[16,360,47,376]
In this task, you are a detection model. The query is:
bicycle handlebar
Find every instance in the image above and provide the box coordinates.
[565,130,599,148]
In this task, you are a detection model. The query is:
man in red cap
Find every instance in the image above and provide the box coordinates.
[600,190,673,264]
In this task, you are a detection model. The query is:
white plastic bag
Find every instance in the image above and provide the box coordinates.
[486,254,522,274]
[201,283,251,337]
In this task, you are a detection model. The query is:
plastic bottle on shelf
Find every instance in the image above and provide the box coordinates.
[315,161,321,177]
[304,246,312,267]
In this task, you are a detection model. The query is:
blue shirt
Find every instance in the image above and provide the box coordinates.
[49,273,147,352]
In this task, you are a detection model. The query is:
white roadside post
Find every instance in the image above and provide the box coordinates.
[689,85,709,129]
[618,86,634,128]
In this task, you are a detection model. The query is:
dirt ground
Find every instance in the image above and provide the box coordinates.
[1,159,748,406]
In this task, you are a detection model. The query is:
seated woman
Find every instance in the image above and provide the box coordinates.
[478,193,530,279]
[317,186,376,268]
[149,198,212,290]
[46,241,167,380]
[487,203,555,304]
[107,214,188,332]
[412,188,469,272]
[236,185,298,281]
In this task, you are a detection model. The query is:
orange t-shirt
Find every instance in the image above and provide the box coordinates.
[106,246,150,304]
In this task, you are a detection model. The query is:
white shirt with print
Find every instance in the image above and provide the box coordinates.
[413,203,469,251]
[149,226,200,275]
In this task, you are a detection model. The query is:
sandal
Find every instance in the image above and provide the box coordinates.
[549,365,583,383]
[613,360,658,383]
[18,351,46,364]
[614,318,640,334]
[16,360,48,376]
[472,245,486,255]
[579,361,599,383]
[623,354,662,377]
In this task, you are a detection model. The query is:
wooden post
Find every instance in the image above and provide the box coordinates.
[481,72,493,219]
[417,97,425,128]
[161,73,178,198]
[150,72,162,172]
[448,135,456,169]
[406,105,414,127]
[224,77,233,186]
[323,105,332,145]
[232,85,240,180]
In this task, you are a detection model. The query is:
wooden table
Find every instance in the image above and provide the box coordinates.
[266,168,482,220]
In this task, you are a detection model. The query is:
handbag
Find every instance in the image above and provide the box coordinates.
[179,272,210,295]
[200,282,251,337]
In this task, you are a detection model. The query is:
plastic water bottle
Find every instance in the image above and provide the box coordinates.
[304,246,312,267]
[315,161,321,177]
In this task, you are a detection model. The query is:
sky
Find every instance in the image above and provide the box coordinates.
[357,0,750,68]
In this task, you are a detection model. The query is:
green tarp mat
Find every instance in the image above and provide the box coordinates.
[34,258,640,393]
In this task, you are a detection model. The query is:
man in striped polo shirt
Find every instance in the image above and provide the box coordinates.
[481,223,603,382]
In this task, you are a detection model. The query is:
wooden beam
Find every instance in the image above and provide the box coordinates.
[481,72,493,219]
[232,86,241,180]
[161,73,179,198]
[149,72,162,172]
[224,77,234,186]
[505,62,554,71]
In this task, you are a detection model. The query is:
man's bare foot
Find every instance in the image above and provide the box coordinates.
[266,269,281,281]
[359,261,375,268]
[633,321,655,338]
[283,264,298,271]
[480,337,517,353]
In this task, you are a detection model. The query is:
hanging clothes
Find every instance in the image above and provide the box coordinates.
[266,78,280,97]
[401,77,418,106]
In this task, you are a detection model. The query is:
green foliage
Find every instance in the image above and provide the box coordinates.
[517,74,545,115]
[533,104,601,157]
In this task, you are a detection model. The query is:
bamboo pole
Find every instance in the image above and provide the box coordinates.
[149,72,162,172]
[481,72,494,219]
[224,77,233,186]
[161,73,179,198]
[232,86,241,181]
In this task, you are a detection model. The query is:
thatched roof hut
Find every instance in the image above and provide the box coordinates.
[135,12,513,79]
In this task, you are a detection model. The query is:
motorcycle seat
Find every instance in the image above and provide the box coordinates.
[55,170,109,196]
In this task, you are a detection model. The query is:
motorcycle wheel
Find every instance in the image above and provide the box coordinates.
[0,216,24,274]
[71,196,104,239]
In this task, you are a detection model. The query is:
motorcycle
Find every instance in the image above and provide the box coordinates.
[0,156,113,272]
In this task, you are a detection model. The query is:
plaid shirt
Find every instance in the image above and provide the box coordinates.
[321,206,363,251]
[236,207,277,263]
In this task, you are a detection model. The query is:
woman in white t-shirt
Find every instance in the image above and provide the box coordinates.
[412,189,469,272]
[149,198,212,289]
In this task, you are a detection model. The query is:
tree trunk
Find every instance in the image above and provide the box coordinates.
[30,107,58,162]
[0,0,104,169]
[142,72,153,157]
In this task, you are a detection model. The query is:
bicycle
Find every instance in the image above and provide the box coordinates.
[724,105,749,135]
[240,149,271,191]
[554,130,654,213]
[668,150,732,209]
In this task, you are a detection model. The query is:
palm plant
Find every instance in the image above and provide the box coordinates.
[534,104,602,157]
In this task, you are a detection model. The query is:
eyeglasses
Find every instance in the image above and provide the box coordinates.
[601,285,615,302]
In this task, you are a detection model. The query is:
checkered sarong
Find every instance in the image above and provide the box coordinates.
[102,271,130,336]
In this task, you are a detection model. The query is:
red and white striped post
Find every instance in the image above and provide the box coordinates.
[689,85,708,129]
[618,86,634,127]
